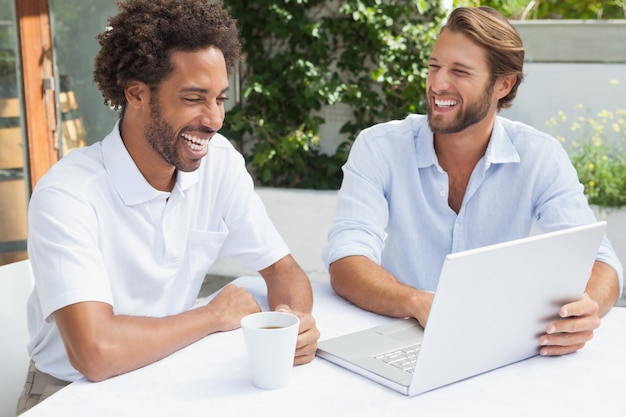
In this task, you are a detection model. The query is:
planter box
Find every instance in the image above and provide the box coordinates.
[206,188,626,306]
[593,206,626,263]
[512,20,626,63]
[501,21,626,153]
[592,206,626,306]
[207,188,338,283]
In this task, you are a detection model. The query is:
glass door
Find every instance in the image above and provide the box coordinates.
[0,0,120,265]
[0,0,27,265]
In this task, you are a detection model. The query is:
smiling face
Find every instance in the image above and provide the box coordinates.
[426,29,498,135]
[144,47,229,172]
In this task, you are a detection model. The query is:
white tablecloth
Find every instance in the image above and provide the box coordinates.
[22,276,626,417]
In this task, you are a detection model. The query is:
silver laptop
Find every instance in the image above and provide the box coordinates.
[316,222,607,396]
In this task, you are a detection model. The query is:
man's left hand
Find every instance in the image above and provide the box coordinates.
[538,292,601,356]
[275,304,320,365]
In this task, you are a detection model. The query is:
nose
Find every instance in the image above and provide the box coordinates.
[200,102,224,132]
[428,69,451,94]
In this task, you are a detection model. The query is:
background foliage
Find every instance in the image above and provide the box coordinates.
[224,0,445,189]
[224,0,624,190]
[548,84,626,209]
[454,0,626,19]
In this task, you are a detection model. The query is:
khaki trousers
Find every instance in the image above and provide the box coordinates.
[16,362,71,416]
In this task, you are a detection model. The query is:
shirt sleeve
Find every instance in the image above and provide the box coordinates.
[217,161,290,272]
[27,185,114,321]
[322,131,390,269]
[532,139,624,293]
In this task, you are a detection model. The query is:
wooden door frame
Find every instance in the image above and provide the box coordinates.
[15,0,58,191]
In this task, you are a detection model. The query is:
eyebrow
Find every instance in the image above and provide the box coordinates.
[428,57,475,71]
[179,86,230,95]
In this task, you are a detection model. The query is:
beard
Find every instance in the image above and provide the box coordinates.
[427,79,495,135]
[143,98,200,172]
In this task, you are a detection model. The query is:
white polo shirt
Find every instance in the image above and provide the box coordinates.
[26,123,289,381]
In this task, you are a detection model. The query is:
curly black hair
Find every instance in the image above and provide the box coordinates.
[93,0,241,111]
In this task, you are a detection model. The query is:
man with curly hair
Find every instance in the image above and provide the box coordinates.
[18,0,319,412]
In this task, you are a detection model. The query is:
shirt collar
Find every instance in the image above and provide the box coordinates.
[485,117,521,165]
[102,121,199,206]
[414,116,520,168]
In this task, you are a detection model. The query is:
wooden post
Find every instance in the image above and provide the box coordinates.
[15,0,58,190]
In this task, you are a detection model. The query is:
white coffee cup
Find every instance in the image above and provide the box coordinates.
[240,311,300,390]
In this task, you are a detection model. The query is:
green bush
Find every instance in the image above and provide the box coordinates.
[223,0,444,189]
[548,80,626,209]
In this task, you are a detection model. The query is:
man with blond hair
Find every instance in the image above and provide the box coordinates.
[323,6,622,356]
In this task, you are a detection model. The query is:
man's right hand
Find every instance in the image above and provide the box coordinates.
[204,284,261,331]
[329,256,434,327]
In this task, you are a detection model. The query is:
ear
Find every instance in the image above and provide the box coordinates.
[124,81,150,109]
[494,74,517,101]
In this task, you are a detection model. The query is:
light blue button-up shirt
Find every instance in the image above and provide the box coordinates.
[322,114,623,292]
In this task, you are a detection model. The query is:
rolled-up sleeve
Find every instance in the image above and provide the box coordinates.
[323,133,389,268]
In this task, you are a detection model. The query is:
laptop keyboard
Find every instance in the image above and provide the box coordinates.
[374,343,421,374]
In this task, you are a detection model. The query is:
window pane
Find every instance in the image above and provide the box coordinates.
[0,0,28,265]
[50,0,119,150]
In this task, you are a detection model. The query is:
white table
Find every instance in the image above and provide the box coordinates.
[22,276,626,417]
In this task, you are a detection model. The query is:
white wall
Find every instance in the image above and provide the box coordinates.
[501,63,626,139]
[502,21,626,139]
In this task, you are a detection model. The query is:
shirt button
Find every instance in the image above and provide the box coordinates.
[440,190,446,197]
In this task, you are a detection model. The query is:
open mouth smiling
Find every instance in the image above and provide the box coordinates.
[434,98,458,109]
[181,132,211,152]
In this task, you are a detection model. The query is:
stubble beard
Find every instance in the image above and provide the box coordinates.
[144,99,199,172]
[427,81,495,135]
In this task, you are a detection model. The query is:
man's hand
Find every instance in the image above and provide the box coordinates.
[205,284,261,332]
[410,291,434,328]
[275,304,320,365]
[538,292,601,356]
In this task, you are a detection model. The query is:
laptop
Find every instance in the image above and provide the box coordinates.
[316,222,607,396]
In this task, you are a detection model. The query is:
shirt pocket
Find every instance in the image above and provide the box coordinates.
[186,220,229,288]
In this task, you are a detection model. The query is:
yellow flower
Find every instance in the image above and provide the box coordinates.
[547,82,626,208]
[591,122,604,135]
